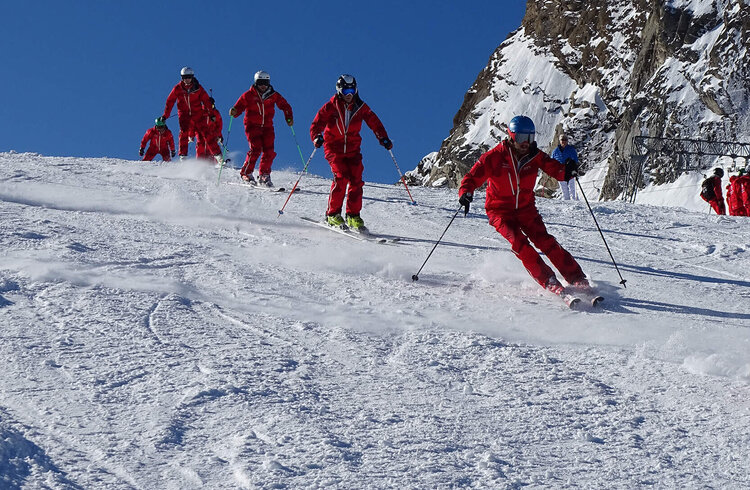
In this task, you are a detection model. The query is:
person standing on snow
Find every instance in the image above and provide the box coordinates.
[229,71,293,187]
[738,169,750,216]
[309,74,392,231]
[160,67,225,166]
[550,133,579,200]
[139,118,175,162]
[700,167,726,215]
[458,115,591,296]
[196,97,223,160]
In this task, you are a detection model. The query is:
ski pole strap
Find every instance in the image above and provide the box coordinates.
[388,149,416,205]
[575,177,627,287]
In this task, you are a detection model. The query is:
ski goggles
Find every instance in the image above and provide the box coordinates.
[256,80,270,86]
[511,132,535,144]
[341,87,356,95]
[181,75,194,80]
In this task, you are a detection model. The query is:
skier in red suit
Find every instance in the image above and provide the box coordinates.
[161,67,225,166]
[196,98,223,159]
[229,70,293,187]
[458,115,590,294]
[139,119,175,162]
[700,168,726,215]
[309,74,392,230]
[733,169,750,216]
[726,175,742,216]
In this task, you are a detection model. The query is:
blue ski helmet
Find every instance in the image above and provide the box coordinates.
[508,115,536,144]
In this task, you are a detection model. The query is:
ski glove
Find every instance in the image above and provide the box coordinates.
[380,137,393,150]
[229,107,238,117]
[171,150,176,158]
[286,117,293,126]
[564,158,582,180]
[139,148,145,156]
[459,191,473,216]
[314,134,324,148]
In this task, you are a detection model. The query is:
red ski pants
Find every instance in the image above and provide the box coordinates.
[178,115,220,157]
[488,206,585,287]
[241,125,276,176]
[326,153,364,217]
[143,146,171,162]
[709,199,726,215]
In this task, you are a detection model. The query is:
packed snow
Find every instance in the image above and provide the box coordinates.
[1,152,749,488]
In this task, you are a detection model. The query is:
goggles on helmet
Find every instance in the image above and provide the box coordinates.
[511,132,535,144]
[341,87,356,95]
[181,75,194,80]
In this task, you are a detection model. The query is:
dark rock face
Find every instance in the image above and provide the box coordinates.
[415,0,749,199]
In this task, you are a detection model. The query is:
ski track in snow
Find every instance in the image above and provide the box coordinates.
[1,152,749,488]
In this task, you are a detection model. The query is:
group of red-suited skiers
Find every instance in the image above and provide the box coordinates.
[138,67,602,299]
[700,167,750,216]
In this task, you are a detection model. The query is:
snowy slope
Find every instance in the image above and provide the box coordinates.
[1,152,749,488]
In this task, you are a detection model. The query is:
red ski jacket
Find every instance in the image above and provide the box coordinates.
[310,94,388,156]
[162,79,212,120]
[205,106,223,139]
[727,176,742,215]
[231,86,292,128]
[459,139,567,212]
[140,127,175,152]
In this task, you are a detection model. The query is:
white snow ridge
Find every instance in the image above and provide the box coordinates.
[1,152,749,488]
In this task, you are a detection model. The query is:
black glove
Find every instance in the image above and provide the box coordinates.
[459,192,473,216]
[139,148,145,156]
[314,134,324,148]
[564,158,581,180]
[171,150,176,158]
[380,137,393,150]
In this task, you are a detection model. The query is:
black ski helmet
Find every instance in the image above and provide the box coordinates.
[714,167,724,177]
[336,74,357,95]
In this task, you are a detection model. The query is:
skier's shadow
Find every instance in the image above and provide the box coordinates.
[614,297,750,322]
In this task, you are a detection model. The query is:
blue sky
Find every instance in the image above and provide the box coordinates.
[2,1,526,184]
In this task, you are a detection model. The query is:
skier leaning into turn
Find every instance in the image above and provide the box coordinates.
[309,74,392,231]
[458,115,592,296]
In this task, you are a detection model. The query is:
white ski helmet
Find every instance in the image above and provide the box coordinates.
[254,70,271,85]
[336,74,357,95]
[180,66,195,77]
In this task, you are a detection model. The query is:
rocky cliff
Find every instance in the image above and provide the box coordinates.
[407,0,750,200]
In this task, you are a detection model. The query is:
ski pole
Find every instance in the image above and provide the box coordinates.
[289,124,308,173]
[278,147,317,217]
[575,176,627,288]
[411,206,462,281]
[388,149,417,205]
[217,116,234,185]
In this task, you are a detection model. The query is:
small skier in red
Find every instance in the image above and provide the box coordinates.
[196,97,223,160]
[309,74,392,231]
[139,118,175,162]
[458,115,591,296]
[229,71,293,187]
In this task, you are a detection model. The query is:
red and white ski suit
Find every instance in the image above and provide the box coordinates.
[231,85,292,177]
[310,94,388,217]
[162,79,220,158]
[196,107,223,159]
[140,127,175,162]
[459,140,586,287]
